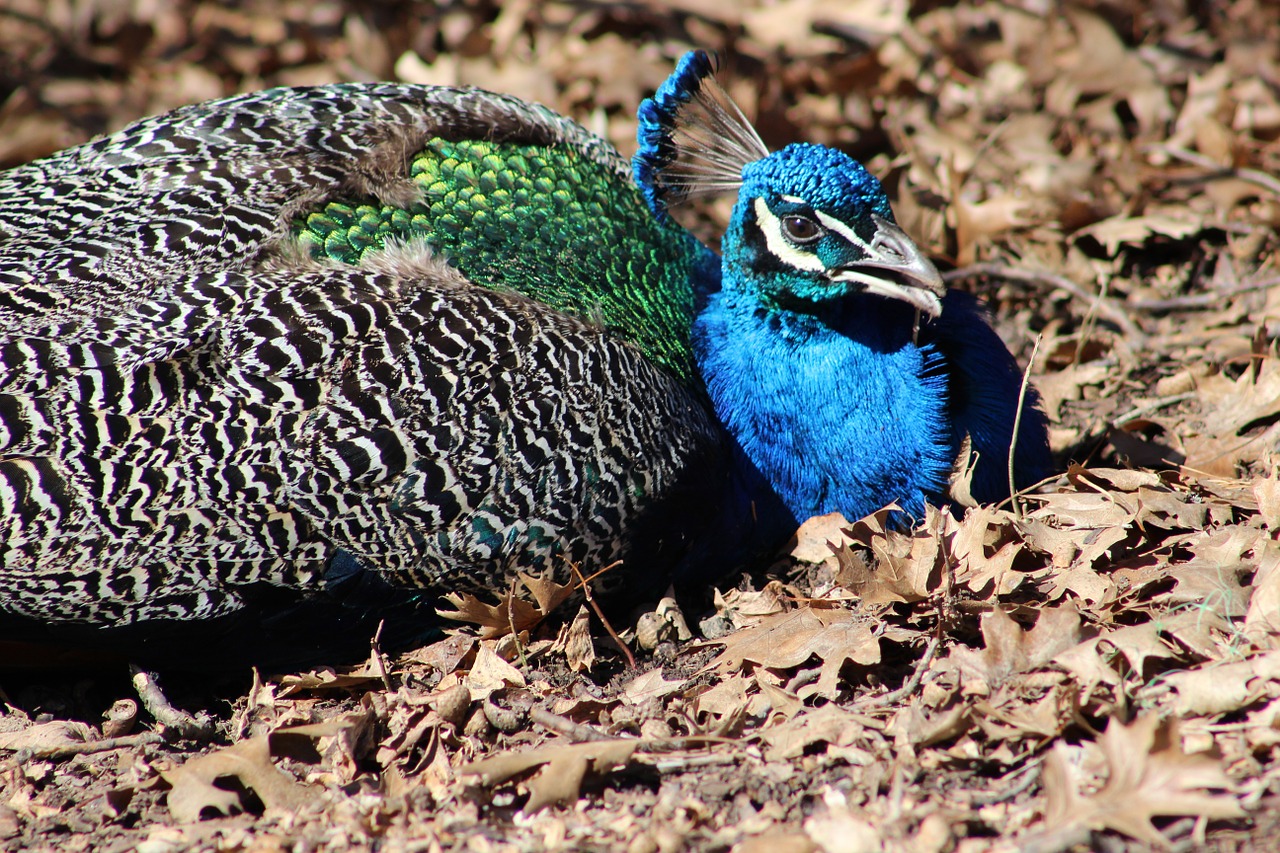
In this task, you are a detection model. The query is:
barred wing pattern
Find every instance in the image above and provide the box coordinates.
[0,84,722,659]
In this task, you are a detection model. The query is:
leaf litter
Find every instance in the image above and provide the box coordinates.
[3,0,1280,850]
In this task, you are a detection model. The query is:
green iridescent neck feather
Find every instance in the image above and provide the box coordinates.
[294,137,703,383]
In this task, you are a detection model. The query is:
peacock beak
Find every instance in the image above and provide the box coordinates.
[828,215,945,317]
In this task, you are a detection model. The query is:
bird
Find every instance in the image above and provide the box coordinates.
[632,51,1051,534]
[0,52,1050,668]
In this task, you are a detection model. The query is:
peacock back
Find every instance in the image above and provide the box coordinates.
[0,83,724,666]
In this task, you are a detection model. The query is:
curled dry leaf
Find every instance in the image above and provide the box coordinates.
[460,738,639,813]
[162,737,316,823]
[1154,649,1280,717]
[0,721,94,753]
[465,642,527,702]
[1178,359,1280,476]
[552,604,595,673]
[837,504,946,604]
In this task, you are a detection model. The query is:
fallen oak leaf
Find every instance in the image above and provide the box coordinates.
[1039,715,1244,848]
[437,571,577,640]
[162,736,316,823]
[551,604,595,673]
[622,667,686,705]
[0,720,94,754]
[465,641,526,701]
[1153,649,1280,717]
[946,606,1085,690]
[703,606,881,700]
[459,738,639,813]
[1178,358,1280,476]
[270,706,379,783]
[517,571,576,615]
[275,665,385,698]
[836,504,948,604]
[438,590,542,639]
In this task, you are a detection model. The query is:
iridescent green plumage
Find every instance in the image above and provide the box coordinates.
[296,137,704,382]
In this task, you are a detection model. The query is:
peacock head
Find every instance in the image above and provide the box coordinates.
[634,50,944,315]
[729,143,942,313]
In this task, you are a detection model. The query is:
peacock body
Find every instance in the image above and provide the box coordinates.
[0,54,1050,667]
[0,83,728,664]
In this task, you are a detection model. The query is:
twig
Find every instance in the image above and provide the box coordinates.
[1130,275,1280,311]
[1014,824,1094,853]
[967,759,1042,805]
[529,707,614,743]
[18,731,165,761]
[506,575,528,668]
[1009,333,1042,520]
[642,752,740,773]
[944,262,1146,344]
[854,635,941,709]
[1151,143,1280,198]
[568,561,636,669]
[783,667,820,694]
[370,620,394,693]
[1112,391,1195,425]
[130,666,214,741]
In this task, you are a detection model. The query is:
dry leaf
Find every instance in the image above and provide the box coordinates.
[465,642,526,701]
[460,739,639,813]
[1158,650,1280,717]
[706,606,881,699]
[1040,715,1244,847]
[438,590,543,639]
[553,604,595,673]
[0,721,94,753]
[1177,359,1280,476]
[622,668,686,705]
[947,606,1084,689]
[162,737,315,823]
[759,705,870,761]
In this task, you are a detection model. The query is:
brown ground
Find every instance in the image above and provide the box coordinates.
[2,1,1279,850]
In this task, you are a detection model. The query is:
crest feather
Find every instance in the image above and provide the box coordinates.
[633,51,769,220]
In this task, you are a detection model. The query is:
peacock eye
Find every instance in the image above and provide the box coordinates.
[782,215,822,244]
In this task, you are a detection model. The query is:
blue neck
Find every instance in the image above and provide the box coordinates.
[693,286,956,528]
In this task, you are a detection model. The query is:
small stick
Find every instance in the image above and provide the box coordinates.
[529,707,613,743]
[1112,391,1195,425]
[370,620,393,693]
[568,561,636,669]
[17,731,165,761]
[1131,276,1280,311]
[854,635,941,710]
[944,263,1145,344]
[1009,334,1042,521]
[507,575,528,668]
[130,666,214,741]
[576,559,625,588]
[966,759,1042,805]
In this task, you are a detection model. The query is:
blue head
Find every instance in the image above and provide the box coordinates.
[633,50,1051,542]
[634,51,944,319]
[725,144,944,315]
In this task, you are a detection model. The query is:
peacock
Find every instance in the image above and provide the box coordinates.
[0,51,1050,668]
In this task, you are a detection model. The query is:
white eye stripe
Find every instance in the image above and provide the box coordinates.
[813,209,876,255]
[752,198,825,272]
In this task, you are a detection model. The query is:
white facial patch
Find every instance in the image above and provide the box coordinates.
[813,210,876,255]
[752,198,825,273]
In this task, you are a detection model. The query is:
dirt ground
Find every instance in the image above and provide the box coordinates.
[2,1,1280,850]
